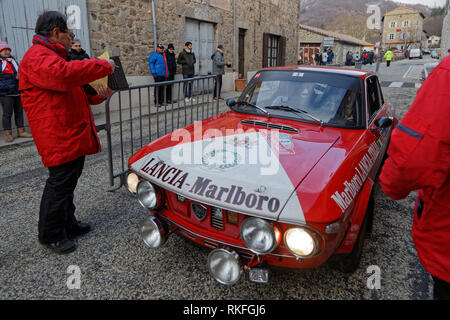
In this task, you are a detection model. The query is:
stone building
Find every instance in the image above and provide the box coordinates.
[0,0,300,89]
[86,0,301,87]
[382,6,427,50]
[298,24,374,65]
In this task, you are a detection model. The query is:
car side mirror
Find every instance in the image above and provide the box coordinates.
[374,117,393,129]
[226,98,236,107]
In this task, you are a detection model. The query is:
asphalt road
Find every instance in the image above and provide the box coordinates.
[0,58,435,300]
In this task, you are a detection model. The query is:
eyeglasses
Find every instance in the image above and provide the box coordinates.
[63,30,75,40]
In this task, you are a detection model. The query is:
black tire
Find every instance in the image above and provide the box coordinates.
[329,208,369,274]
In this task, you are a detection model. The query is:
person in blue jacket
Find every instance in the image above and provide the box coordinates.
[149,43,169,106]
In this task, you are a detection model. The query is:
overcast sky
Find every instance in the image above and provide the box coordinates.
[392,0,447,8]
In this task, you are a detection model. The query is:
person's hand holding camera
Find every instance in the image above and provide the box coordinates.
[96,84,112,99]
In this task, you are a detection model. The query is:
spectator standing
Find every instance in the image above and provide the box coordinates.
[321,49,328,66]
[149,43,169,106]
[384,49,394,67]
[177,42,196,104]
[379,55,450,300]
[165,43,177,104]
[345,51,353,66]
[19,11,114,254]
[212,44,231,100]
[0,41,32,142]
[362,51,368,65]
[68,39,90,61]
[314,51,321,66]
[327,49,334,65]
[369,50,374,65]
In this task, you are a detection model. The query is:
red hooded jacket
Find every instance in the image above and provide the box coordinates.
[380,56,450,283]
[19,35,112,167]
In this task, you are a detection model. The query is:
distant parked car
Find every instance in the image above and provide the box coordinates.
[431,49,439,59]
[409,48,423,59]
[423,48,431,55]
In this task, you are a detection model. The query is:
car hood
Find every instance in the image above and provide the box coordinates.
[129,113,339,223]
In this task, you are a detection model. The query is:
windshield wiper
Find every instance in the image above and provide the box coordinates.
[236,101,271,118]
[265,105,324,127]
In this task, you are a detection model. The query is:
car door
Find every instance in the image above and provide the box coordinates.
[365,75,393,177]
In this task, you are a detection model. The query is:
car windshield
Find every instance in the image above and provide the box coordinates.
[236,70,364,128]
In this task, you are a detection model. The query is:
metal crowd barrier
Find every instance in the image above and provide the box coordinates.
[102,75,220,191]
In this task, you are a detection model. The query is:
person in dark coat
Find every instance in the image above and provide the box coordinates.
[177,42,196,103]
[68,39,90,61]
[314,52,322,65]
[164,43,177,103]
[212,44,231,100]
[368,51,374,65]
[0,41,32,142]
[345,51,353,66]
[327,49,334,64]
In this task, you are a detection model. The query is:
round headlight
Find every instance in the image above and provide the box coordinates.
[137,181,160,209]
[140,216,166,249]
[240,217,277,254]
[208,249,242,285]
[126,172,139,195]
[284,227,317,257]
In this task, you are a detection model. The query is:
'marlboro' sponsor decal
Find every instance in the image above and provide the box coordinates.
[331,140,382,213]
[131,132,305,222]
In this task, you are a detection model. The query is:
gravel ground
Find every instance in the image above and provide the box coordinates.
[0,86,433,300]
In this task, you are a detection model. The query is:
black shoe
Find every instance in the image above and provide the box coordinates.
[67,222,91,239]
[45,239,77,254]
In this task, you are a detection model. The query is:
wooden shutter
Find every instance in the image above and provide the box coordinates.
[278,36,286,66]
[262,33,269,68]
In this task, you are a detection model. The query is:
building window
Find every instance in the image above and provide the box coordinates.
[390,21,397,28]
[403,20,410,27]
[267,35,279,67]
[263,33,286,68]
[389,34,395,40]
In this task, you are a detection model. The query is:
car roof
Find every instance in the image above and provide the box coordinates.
[260,65,374,79]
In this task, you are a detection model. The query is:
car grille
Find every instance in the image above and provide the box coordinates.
[211,207,224,230]
[241,120,299,133]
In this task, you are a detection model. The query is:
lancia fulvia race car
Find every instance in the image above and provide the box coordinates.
[126,65,397,285]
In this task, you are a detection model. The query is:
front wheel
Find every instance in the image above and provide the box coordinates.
[329,207,369,274]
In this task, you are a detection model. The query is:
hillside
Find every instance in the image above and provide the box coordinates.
[299,0,443,44]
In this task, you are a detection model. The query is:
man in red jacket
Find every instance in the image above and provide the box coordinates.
[19,11,115,254]
[379,56,450,300]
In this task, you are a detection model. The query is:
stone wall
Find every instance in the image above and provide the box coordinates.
[86,0,300,77]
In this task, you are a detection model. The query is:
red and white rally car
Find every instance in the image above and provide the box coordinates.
[126,66,397,285]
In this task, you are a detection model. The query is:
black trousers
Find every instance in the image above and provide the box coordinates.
[39,156,85,244]
[153,76,167,104]
[213,75,223,98]
[0,95,25,131]
[166,74,174,102]
[433,276,450,300]
[386,60,391,67]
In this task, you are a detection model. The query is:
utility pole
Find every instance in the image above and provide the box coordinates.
[375,15,385,73]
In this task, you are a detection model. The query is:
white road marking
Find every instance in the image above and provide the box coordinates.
[389,82,404,88]
[403,65,413,78]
